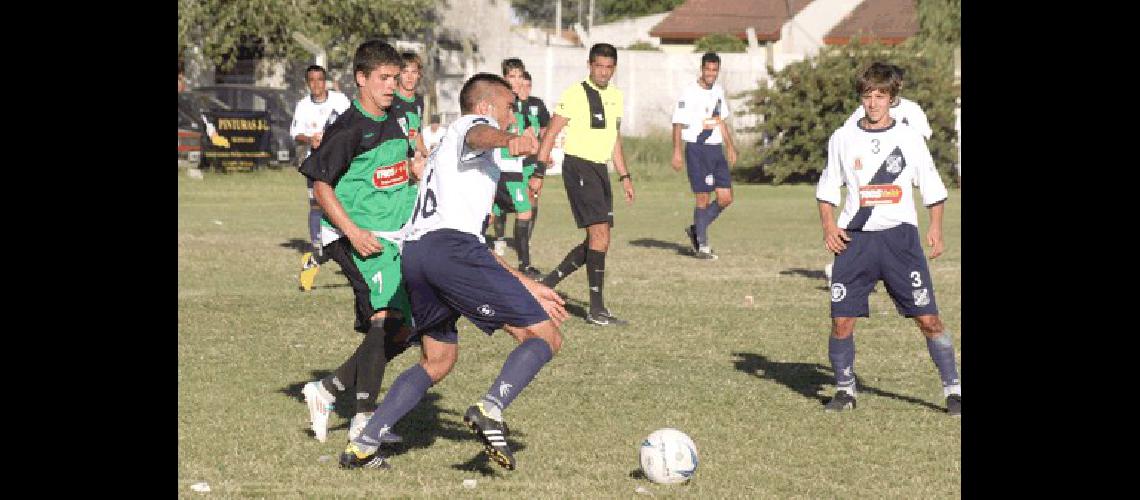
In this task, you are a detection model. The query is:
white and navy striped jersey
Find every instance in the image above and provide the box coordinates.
[672,80,730,144]
[404,114,502,243]
[290,90,352,157]
[845,96,932,140]
[816,119,947,232]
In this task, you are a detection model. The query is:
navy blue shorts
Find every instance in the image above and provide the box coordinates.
[829,224,939,318]
[402,229,550,343]
[685,142,731,193]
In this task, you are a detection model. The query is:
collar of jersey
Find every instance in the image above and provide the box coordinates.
[352,99,388,122]
[396,91,416,103]
[583,78,607,92]
[856,118,897,133]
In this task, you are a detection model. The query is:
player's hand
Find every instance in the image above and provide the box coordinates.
[508,134,538,157]
[726,146,737,167]
[528,176,544,198]
[926,227,944,259]
[621,177,634,203]
[347,227,383,257]
[525,281,569,327]
[823,225,851,254]
[311,131,324,149]
[671,150,683,171]
[410,149,427,181]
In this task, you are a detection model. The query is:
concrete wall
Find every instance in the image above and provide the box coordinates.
[774,0,863,57]
[575,12,668,48]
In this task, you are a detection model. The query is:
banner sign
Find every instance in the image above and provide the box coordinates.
[201,110,272,172]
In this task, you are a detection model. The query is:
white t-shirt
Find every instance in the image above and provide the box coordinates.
[404,114,502,244]
[422,124,445,152]
[816,120,947,232]
[845,96,932,140]
[671,80,730,144]
[290,90,351,157]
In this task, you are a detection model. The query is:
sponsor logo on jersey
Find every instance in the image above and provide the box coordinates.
[372,160,410,188]
[858,184,903,206]
[831,283,847,302]
[477,304,495,317]
[913,288,930,306]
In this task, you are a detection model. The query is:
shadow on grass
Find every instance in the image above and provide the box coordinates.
[779,267,876,293]
[628,238,691,256]
[279,370,528,466]
[280,238,311,254]
[731,352,943,412]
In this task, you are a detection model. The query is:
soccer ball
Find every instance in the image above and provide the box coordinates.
[639,428,699,484]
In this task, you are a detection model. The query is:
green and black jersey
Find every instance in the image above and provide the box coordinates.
[390,92,424,155]
[299,99,417,236]
[517,96,548,172]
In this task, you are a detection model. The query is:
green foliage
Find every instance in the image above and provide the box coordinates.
[625,40,660,51]
[913,0,961,46]
[693,33,747,53]
[740,40,958,184]
[178,0,437,71]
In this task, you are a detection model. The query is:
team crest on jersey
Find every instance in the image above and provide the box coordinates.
[678,100,685,109]
[372,160,410,188]
[913,288,930,307]
[397,117,409,137]
[884,151,904,174]
[858,184,903,206]
[831,283,847,302]
[477,304,495,317]
[705,174,715,186]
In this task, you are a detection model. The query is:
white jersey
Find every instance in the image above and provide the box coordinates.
[422,124,445,152]
[671,80,730,144]
[816,119,947,232]
[405,114,502,243]
[290,90,351,157]
[845,96,932,140]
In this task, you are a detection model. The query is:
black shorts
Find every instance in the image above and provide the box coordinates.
[561,154,613,228]
[323,238,383,333]
[829,224,939,318]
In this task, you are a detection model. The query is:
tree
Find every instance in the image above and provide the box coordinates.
[178,0,438,71]
[739,40,958,184]
[693,33,747,53]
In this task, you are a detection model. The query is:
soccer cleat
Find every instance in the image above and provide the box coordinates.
[299,252,320,291]
[593,309,629,326]
[339,442,390,470]
[684,225,699,254]
[493,239,507,257]
[824,390,857,412]
[302,381,335,442]
[695,250,719,260]
[348,413,404,444]
[946,394,961,416]
[464,402,516,470]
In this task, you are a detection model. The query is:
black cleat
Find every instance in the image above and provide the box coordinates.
[519,265,543,280]
[464,402,516,470]
[338,443,391,470]
[946,394,961,416]
[587,309,629,326]
[824,390,857,412]
[684,225,699,254]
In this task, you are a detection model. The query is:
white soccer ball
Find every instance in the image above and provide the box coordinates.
[639,428,699,484]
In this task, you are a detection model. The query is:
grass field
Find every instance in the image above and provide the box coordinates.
[178,157,960,497]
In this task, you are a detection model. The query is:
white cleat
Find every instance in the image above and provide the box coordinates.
[302,381,334,443]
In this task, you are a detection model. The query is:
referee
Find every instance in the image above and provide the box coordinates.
[534,43,634,327]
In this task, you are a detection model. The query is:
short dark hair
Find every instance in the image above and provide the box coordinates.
[588,43,617,63]
[401,51,423,70]
[700,52,720,66]
[353,40,403,83]
[304,64,326,78]
[522,71,532,82]
[501,57,525,76]
[459,73,512,113]
[856,62,900,98]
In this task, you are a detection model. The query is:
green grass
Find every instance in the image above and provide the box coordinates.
[178,166,960,497]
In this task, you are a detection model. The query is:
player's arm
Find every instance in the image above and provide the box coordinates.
[613,122,634,203]
[718,115,737,167]
[912,138,947,259]
[926,201,945,259]
[313,181,382,257]
[466,123,537,156]
[671,123,684,171]
[491,253,568,326]
[531,113,569,196]
[415,131,429,157]
[817,133,849,254]
[290,104,313,145]
[818,201,849,255]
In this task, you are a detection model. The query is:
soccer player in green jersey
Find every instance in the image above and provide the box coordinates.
[299,40,422,444]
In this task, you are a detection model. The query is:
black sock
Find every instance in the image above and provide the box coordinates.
[353,317,401,413]
[544,240,587,287]
[515,219,532,268]
[586,249,606,314]
[529,205,538,236]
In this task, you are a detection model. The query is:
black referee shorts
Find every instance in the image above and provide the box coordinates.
[561,154,613,228]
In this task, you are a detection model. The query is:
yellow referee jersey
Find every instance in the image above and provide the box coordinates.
[554,79,623,164]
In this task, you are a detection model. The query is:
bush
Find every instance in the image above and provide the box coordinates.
[739,39,958,185]
[693,33,747,53]
[626,41,660,51]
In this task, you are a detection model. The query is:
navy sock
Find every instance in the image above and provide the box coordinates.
[481,337,554,415]
[585,249,606,314]
[693,206,708,245]
[515,219,532,268]
[926,331,960,394]
[706,200,724,224]
[355,363,432,447]
[828,335,856,393]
